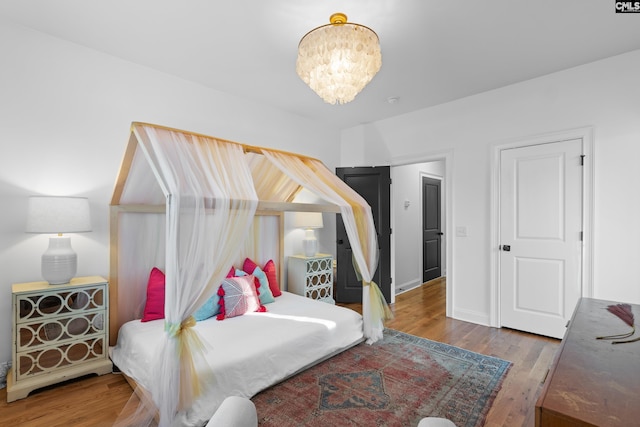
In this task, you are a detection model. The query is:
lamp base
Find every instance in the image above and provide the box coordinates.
[302,228,318,257]
[42,236,77,285]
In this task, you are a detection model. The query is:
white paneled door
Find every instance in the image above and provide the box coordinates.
[499,139,583,339]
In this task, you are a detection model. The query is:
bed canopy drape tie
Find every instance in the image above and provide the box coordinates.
[164,315,196,338]
[164,316,203,409]
[112,123,392,426]
[352,259,394,332]
[165,315,202,406]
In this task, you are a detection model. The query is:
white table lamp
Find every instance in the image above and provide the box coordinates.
[26,196,92,284]
[293,212,324,257]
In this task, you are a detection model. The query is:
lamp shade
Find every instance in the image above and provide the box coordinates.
[26,196,91,285]
[296,13,382,105]
[293,212,324,229]
[26,196,92,233]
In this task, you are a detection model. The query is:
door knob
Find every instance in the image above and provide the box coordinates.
[337,239,344,245]
[501,245,511,252]
[437,232,444,236]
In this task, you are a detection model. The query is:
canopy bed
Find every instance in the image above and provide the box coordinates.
[108,123,391,426]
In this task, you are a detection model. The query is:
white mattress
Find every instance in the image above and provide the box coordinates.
[110,291,363,426]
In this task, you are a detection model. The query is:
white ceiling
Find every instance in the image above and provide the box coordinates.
[2,0,640,129]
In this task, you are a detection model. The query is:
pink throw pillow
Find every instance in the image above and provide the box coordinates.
[263,259,282,297]
[217,275,266,320]
[141,267,165,322]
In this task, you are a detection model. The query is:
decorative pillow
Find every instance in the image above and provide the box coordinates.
[193,266,235,321]
[141,267,165,322]
[236,266,275,305]
[263,259,282,297]
[217,275,266,320]
[194,292,220,322]
[243,258,281,297]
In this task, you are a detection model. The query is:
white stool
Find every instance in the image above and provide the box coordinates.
[417,417,457,427]
[206,396,257,427]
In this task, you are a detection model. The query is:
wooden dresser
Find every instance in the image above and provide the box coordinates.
[535,298,640,426]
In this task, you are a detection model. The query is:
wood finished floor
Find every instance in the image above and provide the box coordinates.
[0,278,559,426]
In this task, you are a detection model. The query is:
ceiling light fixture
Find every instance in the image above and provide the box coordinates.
[296,13,382,105]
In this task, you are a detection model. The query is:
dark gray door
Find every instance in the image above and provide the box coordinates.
[422,176,442,282]
[335,166,391,303]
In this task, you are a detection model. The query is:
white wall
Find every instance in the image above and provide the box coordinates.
[392,161,445,293]
[341,49,640,326]
[340,124,392,167]
[0,21,340,365]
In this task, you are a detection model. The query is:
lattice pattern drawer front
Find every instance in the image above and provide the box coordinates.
[16,311,105,352]
[16,336,106,381]
[305,272,332,288]
[16,286,105,324]
[305,258,332,275]
[305,285,333,301]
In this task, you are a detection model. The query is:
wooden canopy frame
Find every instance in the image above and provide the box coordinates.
[108,123,340,345]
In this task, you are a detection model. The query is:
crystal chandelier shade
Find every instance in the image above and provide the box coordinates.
[296,13,382,105]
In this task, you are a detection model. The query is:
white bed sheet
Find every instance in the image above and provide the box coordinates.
[110,291,363,426]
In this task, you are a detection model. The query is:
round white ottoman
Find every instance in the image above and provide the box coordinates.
[417,417,457,427]
[206,396,257,427]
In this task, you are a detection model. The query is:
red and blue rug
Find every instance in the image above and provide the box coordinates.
[252,329,511,426]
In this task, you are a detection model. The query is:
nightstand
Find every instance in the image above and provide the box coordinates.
[287,254,335,304]
[6,276,112,402]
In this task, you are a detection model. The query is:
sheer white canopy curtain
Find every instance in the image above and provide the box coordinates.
[261,150,392,343]
[133,124,258,426]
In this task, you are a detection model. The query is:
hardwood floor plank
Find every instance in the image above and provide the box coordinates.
[0,278,559,426]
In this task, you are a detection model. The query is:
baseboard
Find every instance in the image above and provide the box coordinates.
[452,307,491,326]
[395,279,422,295]
[395,276,447,295]
[0,360,10,389]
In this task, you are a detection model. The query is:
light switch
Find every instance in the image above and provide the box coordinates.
[456,226,467,237]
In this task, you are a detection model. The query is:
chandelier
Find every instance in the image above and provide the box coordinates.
[296,13,382,105]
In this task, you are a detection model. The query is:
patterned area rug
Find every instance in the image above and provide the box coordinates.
[252,329,511,427]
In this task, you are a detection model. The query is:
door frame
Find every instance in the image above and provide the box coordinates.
[420,172,444,282]
[392,150,454,318]
[490,127,594,328]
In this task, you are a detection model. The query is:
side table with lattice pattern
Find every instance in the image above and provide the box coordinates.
[287,254,335,304]
[6,276,112,402]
